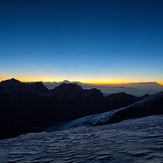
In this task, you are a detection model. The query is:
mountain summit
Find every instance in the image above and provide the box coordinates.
[0,78,23,88]
[0,78,48,94]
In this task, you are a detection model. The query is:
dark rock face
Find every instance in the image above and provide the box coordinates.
[0,78,150,139]
[51,83,83,100]
[104,92,138,109]
[49,84,103,100]
[29,82,49,93]
[54,83,83,92]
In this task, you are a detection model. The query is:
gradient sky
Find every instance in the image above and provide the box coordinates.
[0,0,163,84]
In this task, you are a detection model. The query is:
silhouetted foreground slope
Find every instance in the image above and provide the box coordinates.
[47,91,163,131]
[0,78,161,139]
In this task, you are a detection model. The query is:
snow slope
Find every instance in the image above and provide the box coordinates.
[0,115,163,162]
[47,91,163,131]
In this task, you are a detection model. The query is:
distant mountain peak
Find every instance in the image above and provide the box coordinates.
[62,80,71,84]
[128,81,160,85]
[2,78,21,83]
[30,82,49,92]
[123,82,163,90]
[0,78,22,88]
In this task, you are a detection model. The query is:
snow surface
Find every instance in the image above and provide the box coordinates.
[47,108,122,131]
[0,115,163,162]
[47,91,163,131]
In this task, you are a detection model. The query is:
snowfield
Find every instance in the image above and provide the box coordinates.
[0,115,163,162]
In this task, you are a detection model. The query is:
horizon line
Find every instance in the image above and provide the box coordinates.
[1,77,163,86]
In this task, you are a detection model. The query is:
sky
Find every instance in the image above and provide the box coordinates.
[0,0,163,85]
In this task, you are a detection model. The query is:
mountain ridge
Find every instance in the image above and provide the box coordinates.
[0,78,162,139]
[42,80,163,96]
[0,78,148,139]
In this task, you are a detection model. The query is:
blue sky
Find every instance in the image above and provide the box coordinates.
[0,0,163,84]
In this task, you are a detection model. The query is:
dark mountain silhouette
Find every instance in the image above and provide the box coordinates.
[0,78,48,94]
[29,82,49,93]
[49,83,103,100]
[0,78,156,139]
[1,78,22,86]
[43,81,163,96]
[51,83,83,100]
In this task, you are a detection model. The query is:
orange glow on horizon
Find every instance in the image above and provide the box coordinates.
[159,82,163,86]
[0,77,163,86]
[87,81,126,86]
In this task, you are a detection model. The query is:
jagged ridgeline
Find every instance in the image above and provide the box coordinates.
[0,78,163,140]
